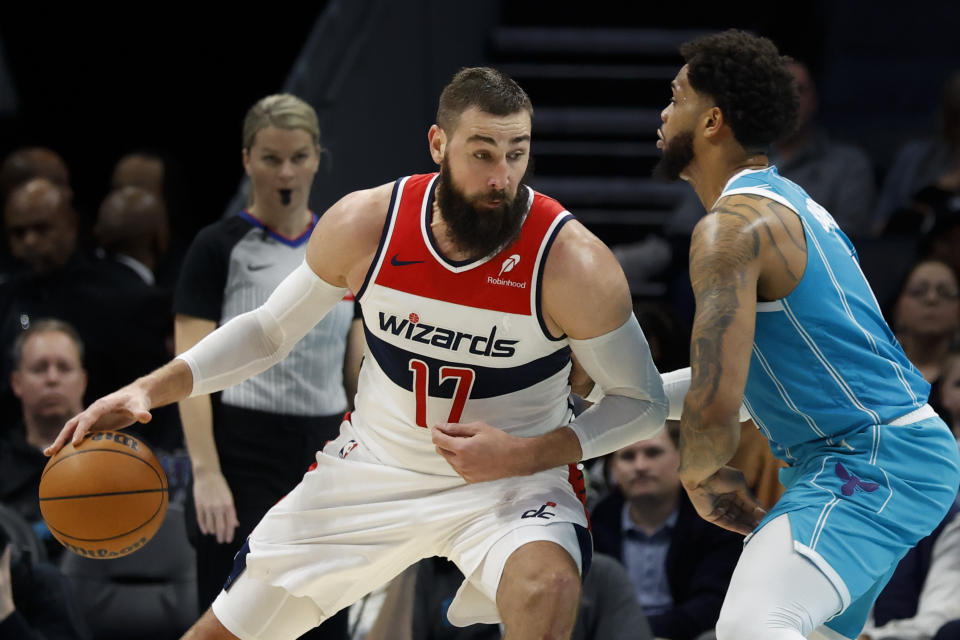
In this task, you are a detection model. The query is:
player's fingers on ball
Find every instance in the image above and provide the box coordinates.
[70,420,89,445]
[44,429,67,455]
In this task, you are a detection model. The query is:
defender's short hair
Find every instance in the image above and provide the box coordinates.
[681,29,798,152]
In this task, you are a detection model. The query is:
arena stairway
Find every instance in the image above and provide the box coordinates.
[486,22,709,245]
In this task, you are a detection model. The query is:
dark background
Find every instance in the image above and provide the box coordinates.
[0,6,324,242]
[0,1,957,246]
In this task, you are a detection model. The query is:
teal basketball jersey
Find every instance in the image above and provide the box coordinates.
[720,167,930,462]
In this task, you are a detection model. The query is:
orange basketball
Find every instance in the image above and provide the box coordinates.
[39,431,169,558]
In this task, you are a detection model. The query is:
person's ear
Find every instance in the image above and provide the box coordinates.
[428,125,446,165]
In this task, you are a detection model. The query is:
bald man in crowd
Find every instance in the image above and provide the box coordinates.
[0,179,173,445]
[4,178,78,276]
[0,147,72,203]
[112,152,166,200]
[95,186,170,286]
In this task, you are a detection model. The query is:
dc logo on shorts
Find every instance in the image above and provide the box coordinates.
[339,440,359,459]
[522,501,557,520]
[835,462,879,496]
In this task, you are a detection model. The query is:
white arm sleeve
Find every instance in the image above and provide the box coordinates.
[567,314,669,461]
[176,260,349,397]
[661,368,752,422]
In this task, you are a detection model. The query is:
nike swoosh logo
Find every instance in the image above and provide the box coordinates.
[247,264,272,271]
[390,254,424,267]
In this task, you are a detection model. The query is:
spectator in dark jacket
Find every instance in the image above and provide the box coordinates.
[858,503,960,640]
[591,421,742,640]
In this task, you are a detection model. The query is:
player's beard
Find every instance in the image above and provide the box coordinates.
[652,130,695,181]
[434,156,530,260]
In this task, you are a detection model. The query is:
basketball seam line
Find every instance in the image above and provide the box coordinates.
[39,488,170,501]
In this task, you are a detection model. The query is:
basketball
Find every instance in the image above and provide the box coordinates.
[39,431,169,559]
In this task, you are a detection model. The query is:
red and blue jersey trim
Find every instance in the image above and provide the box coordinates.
[362,173,570,317]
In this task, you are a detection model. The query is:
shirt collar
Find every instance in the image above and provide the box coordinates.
[620,501,679,538]
[114,254,155,286]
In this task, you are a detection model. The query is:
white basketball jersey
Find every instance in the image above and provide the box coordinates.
[352,173,575,475]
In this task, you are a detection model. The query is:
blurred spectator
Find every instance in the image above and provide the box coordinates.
[0,527,89,639]
[726,421,786,510]
[0,147,71,204]
[940,350,960,441]
[94,186,170,287]
[876,71,960,235]
[0,178,171,442]
[93,185,180,448]
[0,147,74,280]
[111,152,165,198]
[857,504,960,640]
[667,60,876,237]
[4,177,77,276]
[891,259,960,416]
[110,150,187,289]
[633,300,690,373]
[610,236,673,299]
[0,319,85,560]
[591,421,741,640]
[920,209,960,283]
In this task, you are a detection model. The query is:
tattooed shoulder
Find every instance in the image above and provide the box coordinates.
[689,195,763,286]
[692,193,806,288]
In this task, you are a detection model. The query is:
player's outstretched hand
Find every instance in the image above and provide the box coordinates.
[683,466,766,535]
[43,387,153,457]
[432,421,528,483]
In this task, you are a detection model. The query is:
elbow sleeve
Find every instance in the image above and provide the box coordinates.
[662,367,752,423]
[567,314,669,461]
[178,260,349,397]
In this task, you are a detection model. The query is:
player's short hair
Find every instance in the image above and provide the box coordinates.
[436,67,533,133]
[681,29,797,153]
[11,318,85,370]
[242,94,321,151]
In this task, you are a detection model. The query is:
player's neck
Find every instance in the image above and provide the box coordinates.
[687,151,769,211]
[247,204,312,239]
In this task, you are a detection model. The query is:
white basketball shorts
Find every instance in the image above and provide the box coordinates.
[212,418,591,639]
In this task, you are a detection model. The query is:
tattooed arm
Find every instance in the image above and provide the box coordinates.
[680,195,763,479]
[679,194,769,533]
